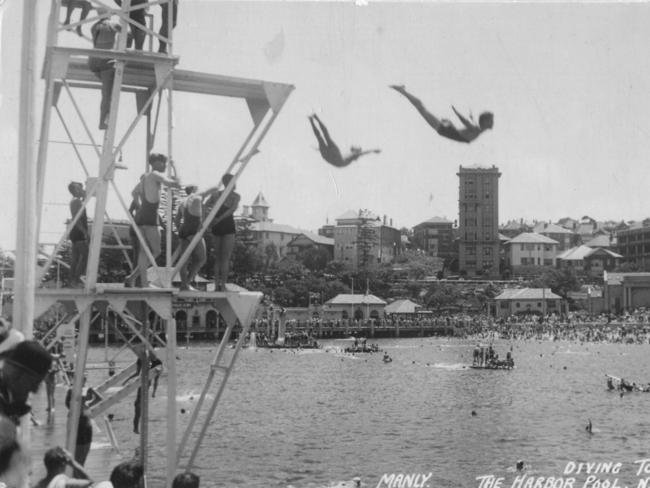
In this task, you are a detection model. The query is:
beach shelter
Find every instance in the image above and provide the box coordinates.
[385,299,422,315]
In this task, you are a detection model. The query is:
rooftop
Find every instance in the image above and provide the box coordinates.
[250,221,306,235]
[417,216,453,226]
[533,222,575,234]
[288,232,334,247]
[506,232,559,245]
[494,288,561,301]
[584,234,615,248]
[325,294,387,306]
[385,299,422,314]
[251,192,269,208]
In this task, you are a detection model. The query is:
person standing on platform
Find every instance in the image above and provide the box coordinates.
[68,181,89,288]
[114,0,147,50]
[88,8,121,130]
[158,0,178,54]
[123,345,163,398]
[176,185,219,291]
[62,0,92,37]
[45,356,60,414]
[125,153,181,287]
[208,174,241,292]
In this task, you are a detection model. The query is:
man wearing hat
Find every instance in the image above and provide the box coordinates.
[0,340,53,424]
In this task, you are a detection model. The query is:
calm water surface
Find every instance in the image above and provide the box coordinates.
[63,339,650,487]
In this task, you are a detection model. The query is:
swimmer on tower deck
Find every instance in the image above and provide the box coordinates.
[175,184,221,291]
[390,85,493,143]
[125,153,181,288]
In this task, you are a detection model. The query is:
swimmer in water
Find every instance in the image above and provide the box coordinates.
[586,419,592,434]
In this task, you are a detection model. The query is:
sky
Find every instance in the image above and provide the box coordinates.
[2,1,650,249]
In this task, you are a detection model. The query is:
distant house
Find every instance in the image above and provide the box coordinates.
[499,219,532,239]
[491,287,564,317]
[412,217,454,259]
[557,217,578,231]
[286,232,334,261]
[240,192,330,261]
[505,232,559,268]
[250,221,309,259]
[385,299,422,315]
[556,245,593,273]
[532,222,576,251]
[323,293,387,321]
[576,219,607,244]
[557,245,622,277]
[584,234,616,250]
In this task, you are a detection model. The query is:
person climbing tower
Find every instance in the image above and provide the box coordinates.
[390,85,493,143]
[88,7,121,130]
[62,0,92,37]
[308,114,381,168]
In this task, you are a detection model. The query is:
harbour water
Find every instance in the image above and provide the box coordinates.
[31,338,650,487]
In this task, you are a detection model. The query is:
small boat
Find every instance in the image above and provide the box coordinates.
[606,374,650,392]
[343,337,380,354]
[470,344,514,370]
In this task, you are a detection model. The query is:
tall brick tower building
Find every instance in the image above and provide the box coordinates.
[457,165,501,277]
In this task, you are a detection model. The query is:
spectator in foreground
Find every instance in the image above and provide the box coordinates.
[33,446,92,488]
[173,472,200,488]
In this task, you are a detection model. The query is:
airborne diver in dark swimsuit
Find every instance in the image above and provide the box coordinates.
[309,114,381,168]
[390,85,493,143]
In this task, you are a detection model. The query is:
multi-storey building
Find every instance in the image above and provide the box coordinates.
[505,232,559,268]
[616,220,650,268]
[333,210,402,270]
[242,192,333,259]
[458,165,501,277]
[412,217,454,259]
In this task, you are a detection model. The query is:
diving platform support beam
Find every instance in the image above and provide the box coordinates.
[15,0,39,457]
[25,1,292,486]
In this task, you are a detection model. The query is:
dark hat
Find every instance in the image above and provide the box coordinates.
[4,341,52,380]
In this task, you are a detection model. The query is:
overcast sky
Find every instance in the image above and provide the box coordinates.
[2,1,650,249]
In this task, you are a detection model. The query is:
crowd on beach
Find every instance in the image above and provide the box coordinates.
[256,309,650,345]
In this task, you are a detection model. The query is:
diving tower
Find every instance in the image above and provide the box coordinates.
[15,1,293,486]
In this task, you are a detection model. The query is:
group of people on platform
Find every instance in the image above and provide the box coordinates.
[0,316,200,488]
[607,376,650,393]
[471,345,514,369]
[60,0,178,129]
[68,152,241,291]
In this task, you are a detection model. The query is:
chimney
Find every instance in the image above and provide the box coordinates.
[390,218,393,227]
[383,215,387,225]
